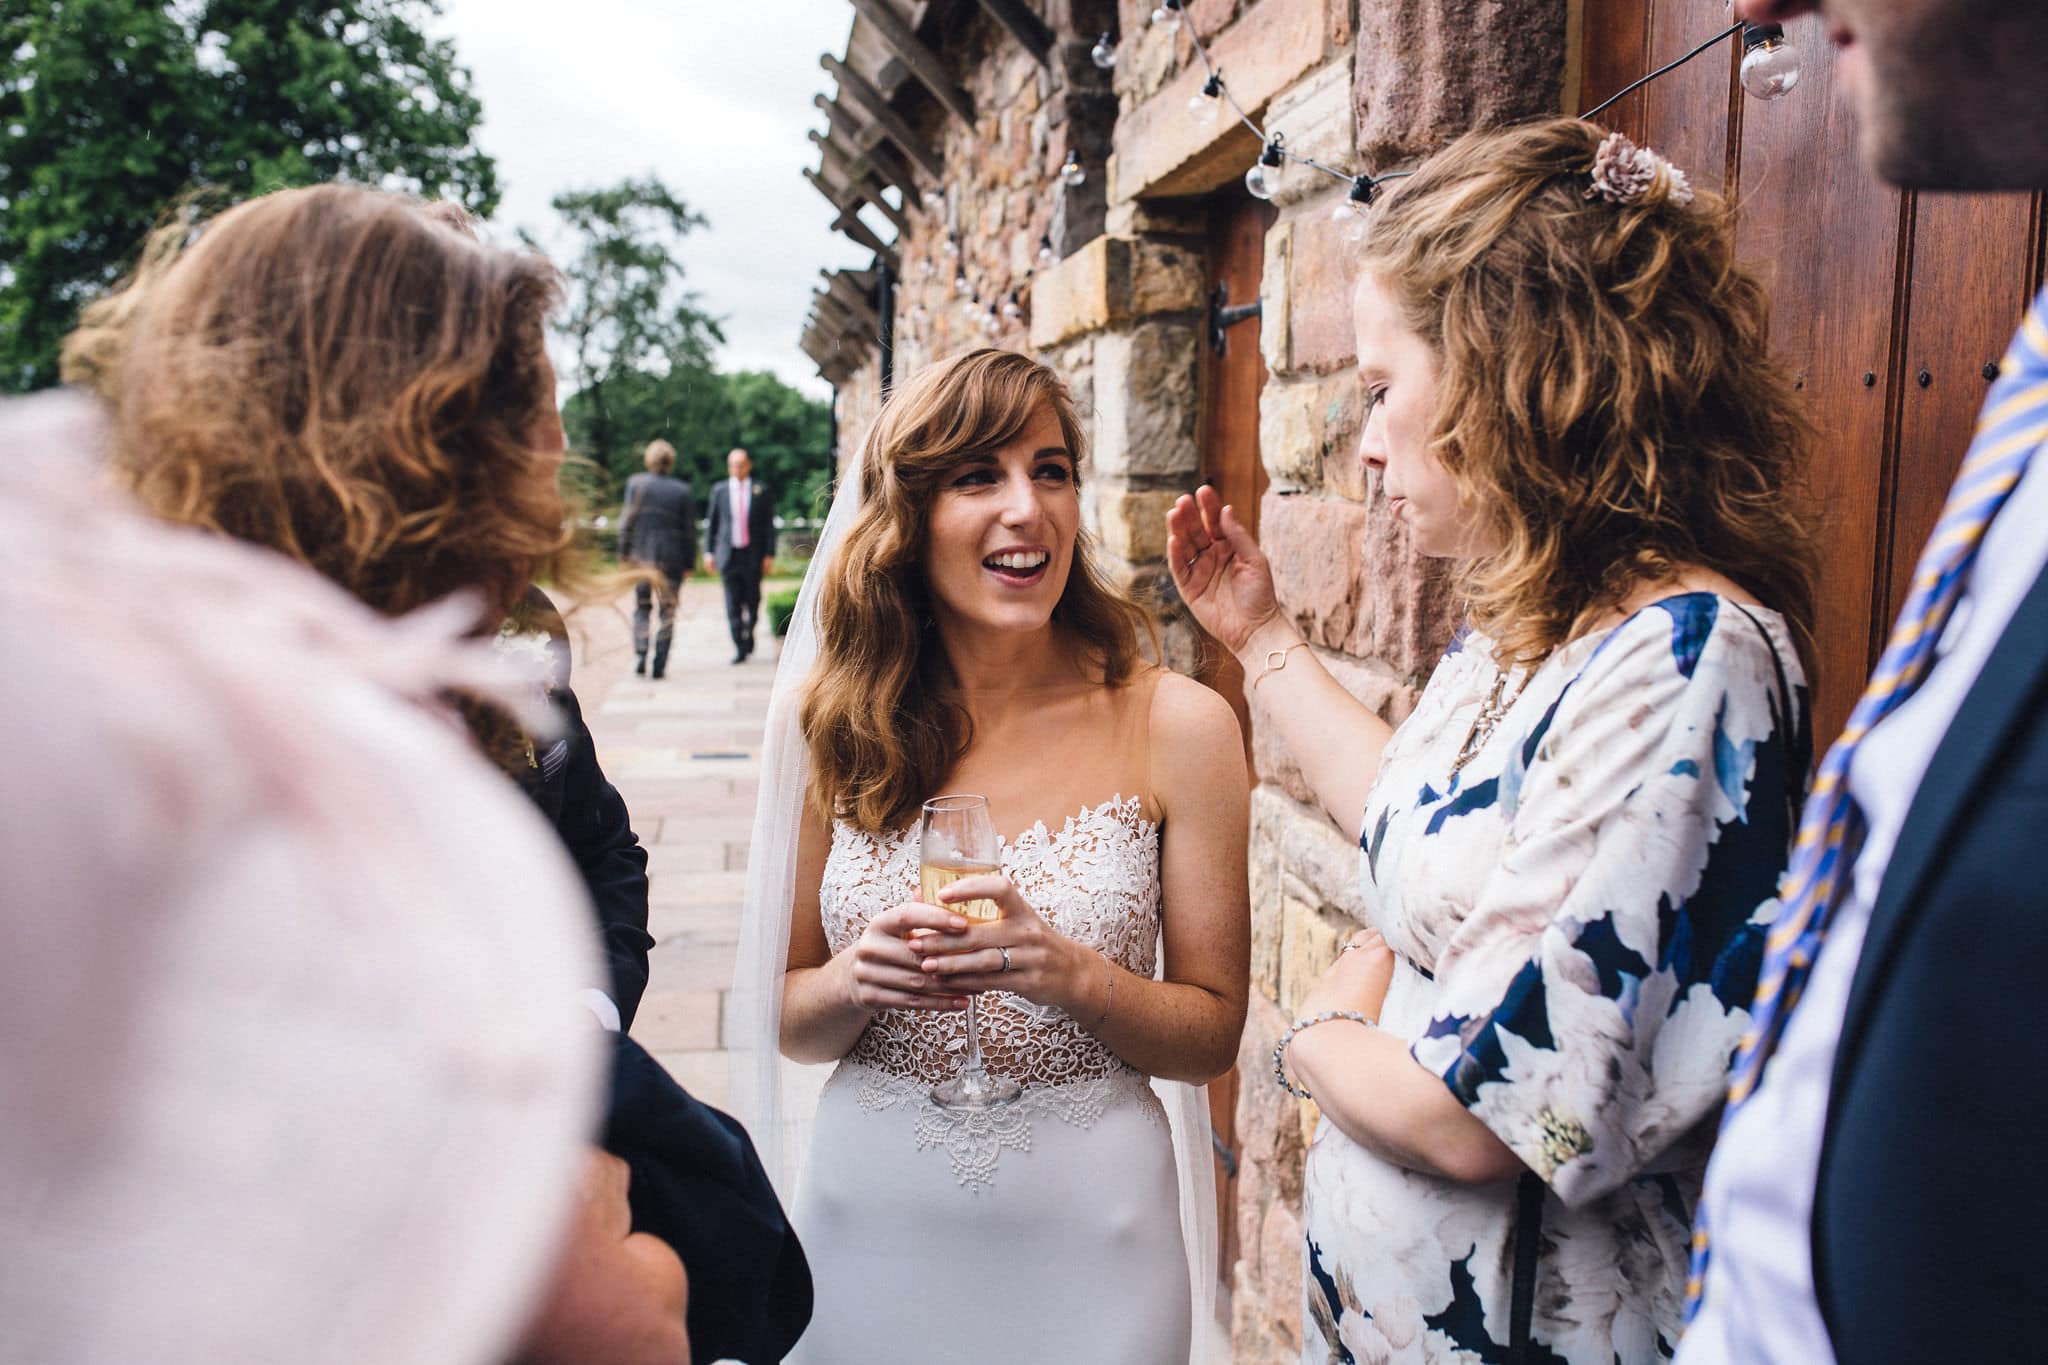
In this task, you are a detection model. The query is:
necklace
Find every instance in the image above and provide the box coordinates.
[1449,664,1529,777]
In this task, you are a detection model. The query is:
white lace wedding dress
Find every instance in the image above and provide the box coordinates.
[791,794,1192,1365]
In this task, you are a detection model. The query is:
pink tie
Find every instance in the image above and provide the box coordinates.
[732,480,750,550]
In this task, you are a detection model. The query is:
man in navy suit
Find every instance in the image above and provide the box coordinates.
[1681,3,2048,1362]
[704,447,775,664]
[616,439,696,680]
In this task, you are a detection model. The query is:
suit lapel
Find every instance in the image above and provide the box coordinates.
[1830,558,2048,1086]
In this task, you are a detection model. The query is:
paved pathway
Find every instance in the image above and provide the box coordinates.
[563,578,781,1110]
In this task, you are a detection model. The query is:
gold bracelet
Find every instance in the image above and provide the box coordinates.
[1251,641,1310,690]
[1089,949,1114,1029]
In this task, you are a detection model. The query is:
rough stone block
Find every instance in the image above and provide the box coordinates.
[1286,210,1359,374]
[1030,237,1205,350]
[1260,370,1366,497]
[1091,321,1201,478]
[1252,785,1371,919]
[1354,0,1570,168]
[1259,222,1293,376]
[1235,994,1306,1198]
[1279,896,1344,1016]
[1261,58,1360,208]
[1261,490,1369,653]
[1248,828,1283,1002]
[1259,1198,1306,1352]
[1112,0,1331,203]
[1095,484,1181,563]
[1357,470,1465,681]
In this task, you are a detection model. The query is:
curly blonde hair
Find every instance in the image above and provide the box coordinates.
[1359,116,1818,674]
[62,183,612,767]
[801,350,1154,834]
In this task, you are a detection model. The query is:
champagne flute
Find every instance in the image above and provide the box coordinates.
[920,794,1021,1109]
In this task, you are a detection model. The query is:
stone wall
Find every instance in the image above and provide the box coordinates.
[817,1,1568,1358]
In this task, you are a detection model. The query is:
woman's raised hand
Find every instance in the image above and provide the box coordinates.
[1166,485,1284,659]
[844,904,973,1012]
[911,873,1091,1014]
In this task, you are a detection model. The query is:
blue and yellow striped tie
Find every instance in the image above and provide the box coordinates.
[1684,289,2048,1319]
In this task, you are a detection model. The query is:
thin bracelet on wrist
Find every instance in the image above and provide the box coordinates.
[1087,949,1115,1029]
[1249,640,1310,691]
[1271,1009,1375,1100]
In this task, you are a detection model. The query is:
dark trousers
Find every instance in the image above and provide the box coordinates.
[722,556,761,657]
[632,568,682,674]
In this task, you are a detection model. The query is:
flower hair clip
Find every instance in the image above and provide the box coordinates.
[1585,131,1695,209]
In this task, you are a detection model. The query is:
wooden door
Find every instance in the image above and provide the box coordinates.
[1194,190,1274,1298]
[1583,0,2047,744]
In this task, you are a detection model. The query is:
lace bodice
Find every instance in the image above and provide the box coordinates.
[821,794,1161,1089]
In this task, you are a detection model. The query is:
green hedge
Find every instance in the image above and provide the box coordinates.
[767,587,801,638]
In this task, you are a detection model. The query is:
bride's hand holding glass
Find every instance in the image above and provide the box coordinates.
[841,903,973,1013]
[910,874,1096,1013]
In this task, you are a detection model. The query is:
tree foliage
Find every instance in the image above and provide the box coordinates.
[544,176,832,524]
[0,0,497,391]
[540,176,724,481]
[564,365,834,526]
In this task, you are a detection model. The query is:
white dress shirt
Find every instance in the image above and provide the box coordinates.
[1680,450,2048,1363]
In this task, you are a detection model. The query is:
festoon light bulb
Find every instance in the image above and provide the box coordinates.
[922,186,945,209]
[1187,72,1223,127]
[1740,23,1801,99]
[1329,174,1379,242]
[1244,138,1285,201]
[1090,32,1117,70]
[1037,234,1057,267]
[1002,292,1024,323]
[1059,148,1086,188]
[982,302,1002,335]
[1151,0,1181,29]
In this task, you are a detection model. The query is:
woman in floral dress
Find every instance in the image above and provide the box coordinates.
[1167,118,1818,1363]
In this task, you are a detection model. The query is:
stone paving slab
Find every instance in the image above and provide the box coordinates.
[561,578,781,1098]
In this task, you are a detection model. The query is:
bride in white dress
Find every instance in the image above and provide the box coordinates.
[732,349,1249,1364]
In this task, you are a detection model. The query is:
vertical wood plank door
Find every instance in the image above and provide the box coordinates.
[1583,0,2045,744]
[1195,189,1274,1300]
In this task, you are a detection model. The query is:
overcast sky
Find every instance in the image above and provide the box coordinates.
[434,0,870,398]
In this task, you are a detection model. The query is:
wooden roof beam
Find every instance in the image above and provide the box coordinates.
[812,119,918,202]
[813,95,923,198]
[830,207,901,273]
[822,270,886,336]
[845,0,975,127]
[821,53,945,182]
[813,139,911,233]
[969,0,1054,64]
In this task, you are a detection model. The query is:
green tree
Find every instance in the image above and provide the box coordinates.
[543,176,723,486]
[0,0,498,391]
[567,366,832,524]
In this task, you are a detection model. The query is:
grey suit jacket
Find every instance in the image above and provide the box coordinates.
[705,478,773,572]
[617,472,696,576]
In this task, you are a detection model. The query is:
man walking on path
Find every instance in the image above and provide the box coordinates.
[705,447,774,664]
[617,438,695,679]
[1682,4,2048,1363]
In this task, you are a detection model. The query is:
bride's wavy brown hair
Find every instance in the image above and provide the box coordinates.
[62,183,615,769]
[802,349,1153,834]
[1359,116,1818,675]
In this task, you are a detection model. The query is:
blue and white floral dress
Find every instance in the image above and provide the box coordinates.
[1302,594,1808,1364]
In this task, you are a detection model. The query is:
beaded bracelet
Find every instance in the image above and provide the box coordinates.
[1271,1009,1375,1100]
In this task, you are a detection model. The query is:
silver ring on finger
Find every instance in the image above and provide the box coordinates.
[998,945,1013,973]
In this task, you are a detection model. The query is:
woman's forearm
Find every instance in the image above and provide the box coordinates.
[1284,1017,1524,1185]
[1081,954,1243,1085]
[1238,620,1395,843]
[778,957,873,1064]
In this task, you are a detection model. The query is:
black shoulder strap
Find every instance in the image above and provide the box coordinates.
[1731,601,1809,819]
[1509,1171,1544,1361]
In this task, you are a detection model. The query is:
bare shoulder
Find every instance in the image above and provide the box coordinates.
[1144,668,1247,788]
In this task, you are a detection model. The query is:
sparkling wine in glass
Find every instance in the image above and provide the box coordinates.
[920,794,1020,1109]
